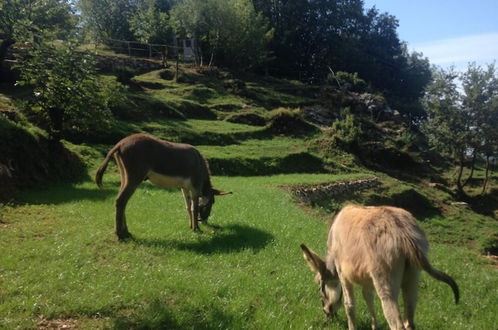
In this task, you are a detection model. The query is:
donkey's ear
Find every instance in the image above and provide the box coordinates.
[212,189,232,196]
[300,243,327,275]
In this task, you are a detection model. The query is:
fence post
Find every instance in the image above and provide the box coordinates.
[127,41,131,57]
[149,44,152,58]
[162,46,167,67]
[175,54,179,82]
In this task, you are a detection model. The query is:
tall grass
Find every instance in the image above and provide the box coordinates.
[1,173,497,329]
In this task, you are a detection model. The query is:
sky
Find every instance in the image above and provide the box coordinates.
[362,0,498,71]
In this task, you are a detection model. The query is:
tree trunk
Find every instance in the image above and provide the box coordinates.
[208,50,215,68]
[462,149,477,187]
[0,38,16,82]
[482,155,491,194]
[48,107,64,142]
[455,148,466,194]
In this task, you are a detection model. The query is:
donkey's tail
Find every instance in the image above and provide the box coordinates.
[95,144,120,189]
[416,248,460,304]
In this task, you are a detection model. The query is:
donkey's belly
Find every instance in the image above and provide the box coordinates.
[147,171,191,189]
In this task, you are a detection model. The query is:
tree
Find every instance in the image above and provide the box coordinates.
[170,0,272,70]
[422,67,469,192]
[129,0,174,44]
[0,0,75,76]
[77,0,137,42]
[253,1,432,117]
[17,40,118,141]
[461,63,498,193]
[423,64,498,194]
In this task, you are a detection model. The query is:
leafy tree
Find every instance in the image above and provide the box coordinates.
[170,0,272,70]
[129,0,174,44]
[460,63,498,192]
[0,0,75,73]
[253,0,432,117]
[17,40,118,141]
[77,0,137,42]
[423,64,498,194]
[422,67,468,190]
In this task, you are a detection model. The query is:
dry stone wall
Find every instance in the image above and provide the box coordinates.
[289,177,380,204]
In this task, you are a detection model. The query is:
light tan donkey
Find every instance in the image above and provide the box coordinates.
[301,205,459,330]
[95,133,231,239]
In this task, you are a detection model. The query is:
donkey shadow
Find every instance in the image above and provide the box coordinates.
[133,224,273,254]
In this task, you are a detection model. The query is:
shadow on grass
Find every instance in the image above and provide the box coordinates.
[463,189,498,218]
[112,299,238,329]
[133,224,273,254]
[18,182,116,205]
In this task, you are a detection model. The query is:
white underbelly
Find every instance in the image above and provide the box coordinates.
[147,171,191,189]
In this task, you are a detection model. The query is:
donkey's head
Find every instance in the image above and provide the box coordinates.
[199,188,232,223]
[300,244,342,317]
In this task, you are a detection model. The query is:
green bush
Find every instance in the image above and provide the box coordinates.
[225,111,266,126]
[16,40,117,141]
[266,108,316,136]
[322,108,363,152]
[328,71,367,92]
[114,66,137,85]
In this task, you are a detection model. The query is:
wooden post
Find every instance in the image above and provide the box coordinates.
[162,46,168,67]
[149,44,152,58]
[175,54,179,82]
[127,41,131,56]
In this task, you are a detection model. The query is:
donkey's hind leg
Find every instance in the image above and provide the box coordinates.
[115,182,140,239]
[372,271,405,330]
[402,266,420,330]
[114,154,143,240]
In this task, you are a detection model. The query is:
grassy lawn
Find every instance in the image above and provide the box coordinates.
[2,61,497,329]
[1,173,497,329]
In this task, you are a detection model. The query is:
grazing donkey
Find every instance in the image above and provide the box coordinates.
[95,133,231,239]
[301,205,459,330]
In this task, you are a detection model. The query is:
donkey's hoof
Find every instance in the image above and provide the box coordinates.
[117,231,133,240]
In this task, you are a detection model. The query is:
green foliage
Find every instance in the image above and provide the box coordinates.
[113,65,137,85]
[16,40,120,141]
[266,107,317,136]
[77,0,136,42]
[129,0,173,44]
[0,0,75,79]
[422,67,465,157]
[0,0,75,41]
[324,108,364,152]
[170,0,273,70]
[253,0,432,115]
[225,111,266,126]
[423,64,498,192]
[329,71,367,92]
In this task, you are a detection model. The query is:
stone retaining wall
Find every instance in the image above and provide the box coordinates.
[289,177,380,203]
[93,54,165,73]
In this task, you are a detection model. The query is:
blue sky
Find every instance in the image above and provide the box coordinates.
[363,0,498,70]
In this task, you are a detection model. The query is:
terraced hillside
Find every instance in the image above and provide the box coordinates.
[1,63,498,329]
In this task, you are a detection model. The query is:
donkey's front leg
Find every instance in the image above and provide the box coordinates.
[191,195,200,231]
[181,188,194,229]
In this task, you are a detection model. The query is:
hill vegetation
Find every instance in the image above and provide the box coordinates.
[1,0,498,329]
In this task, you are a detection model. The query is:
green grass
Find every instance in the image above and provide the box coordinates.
[1,173,497,329]
[2,55,498,330]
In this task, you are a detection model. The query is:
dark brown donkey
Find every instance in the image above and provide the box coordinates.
[95,133,231,239]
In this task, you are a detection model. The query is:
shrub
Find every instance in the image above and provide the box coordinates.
[114,66,137,85]
[16,40,117,141]
[328,108,363,150]
[225,111,266,126]
[266,108,316,136]
[159,69,176,80]
[328,71,367,92]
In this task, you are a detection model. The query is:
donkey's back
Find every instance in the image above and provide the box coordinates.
[329,205,428,281]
